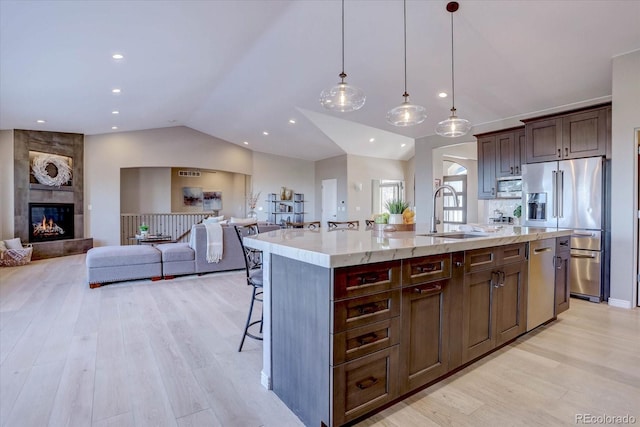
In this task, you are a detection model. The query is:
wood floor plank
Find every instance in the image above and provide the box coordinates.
[175,409,223,427]
[0,365,30,427]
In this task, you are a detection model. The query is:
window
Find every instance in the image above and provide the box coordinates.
[442,164,467,224]
[372,179,404,214]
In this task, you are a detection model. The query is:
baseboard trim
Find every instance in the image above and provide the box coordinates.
[607,298,633,309]
[261,371,272,390]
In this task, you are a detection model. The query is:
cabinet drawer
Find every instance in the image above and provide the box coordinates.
[333,290,401,333]
[402,254,451,285]
[333,317,400,365]
[334,261,401,300]
[332,346,399,426]
[465,243,527,273]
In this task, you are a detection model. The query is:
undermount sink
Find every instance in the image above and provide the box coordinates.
[419,232,489,239]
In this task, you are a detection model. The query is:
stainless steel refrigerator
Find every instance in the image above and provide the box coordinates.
[521,156,610,302]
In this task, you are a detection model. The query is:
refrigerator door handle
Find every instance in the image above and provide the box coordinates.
[552,170,558,218]
[557,170,564,218]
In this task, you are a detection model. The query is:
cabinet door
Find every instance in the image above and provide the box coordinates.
[494,261,527,346]
[525,118,562,163]
[554,250,571,315]
[515,129,525,175]
[399,280,449,393]
[562,108,607,159]
[496,132,516,177]
[477,136,497,199]
[462,269,494,363]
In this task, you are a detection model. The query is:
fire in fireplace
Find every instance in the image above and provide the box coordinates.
[29,203,74,243]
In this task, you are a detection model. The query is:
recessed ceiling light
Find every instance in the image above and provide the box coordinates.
[401,143,407,147]
[36,119,46,123]
[112,53,124,60]
[112,88,121,94]
[289,119,296,124]
[438,92,448,98]
[112,110,119,115]
[369,138,375,142]
[243,141,249,145]
[111,126,118,130]
[263,131,269,136]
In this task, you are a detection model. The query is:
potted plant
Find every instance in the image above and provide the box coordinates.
[139,223,149,237]
[385,198,410,225]
[513,205,522,225]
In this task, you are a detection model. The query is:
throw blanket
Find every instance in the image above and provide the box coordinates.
[204,222,223,263]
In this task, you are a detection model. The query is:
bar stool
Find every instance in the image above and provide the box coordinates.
[234,224,263,351]
[286,220,321,229]
[327,220,359,229]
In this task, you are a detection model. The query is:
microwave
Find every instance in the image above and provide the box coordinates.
[496,176,522,198]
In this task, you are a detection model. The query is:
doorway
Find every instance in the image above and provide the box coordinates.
[322,179,337,225]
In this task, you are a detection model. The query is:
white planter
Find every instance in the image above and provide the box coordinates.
[388,214,404,225]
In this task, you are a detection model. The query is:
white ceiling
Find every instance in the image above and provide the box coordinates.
[1,1,639,162]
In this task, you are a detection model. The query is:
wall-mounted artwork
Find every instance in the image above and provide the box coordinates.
[203,191,222,211]
[182,187,203,206]
[29,151,73,187]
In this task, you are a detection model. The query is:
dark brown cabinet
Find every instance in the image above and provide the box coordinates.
[461,243,528,363]
[524,104,609,163]
[476,127,525,199]
[554,236,571,315]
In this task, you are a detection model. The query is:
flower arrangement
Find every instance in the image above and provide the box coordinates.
[385,198,410,214]
[247,191,261,209]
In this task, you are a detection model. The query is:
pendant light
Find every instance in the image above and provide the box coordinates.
[386,0,426,127]
[320,0,365,112]
[436,1,472,137]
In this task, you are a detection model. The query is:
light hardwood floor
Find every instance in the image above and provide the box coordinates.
[1,255,638,427]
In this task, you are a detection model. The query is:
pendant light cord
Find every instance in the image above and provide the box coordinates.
[450,10,455,110]
[340,0,346,79]
[403,0,408,98]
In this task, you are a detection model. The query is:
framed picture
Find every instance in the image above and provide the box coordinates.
[203,191,222,211]
[183,187,203,206]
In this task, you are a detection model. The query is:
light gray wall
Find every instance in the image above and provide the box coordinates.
[346,155,408,221]
[85,126,253,246]
[120,167,172,213]
[315,155,348,221]
[610,50,640,307]
[252,151,316,223]
[0,130,14,239]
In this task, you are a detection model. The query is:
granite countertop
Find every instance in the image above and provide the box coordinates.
[244,224,572,269]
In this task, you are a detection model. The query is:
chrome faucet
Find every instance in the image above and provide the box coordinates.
[430,184,459,233]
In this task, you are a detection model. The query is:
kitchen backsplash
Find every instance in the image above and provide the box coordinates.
[480,199,523,224]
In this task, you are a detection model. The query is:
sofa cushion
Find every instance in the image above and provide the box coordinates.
[157,243,194,262]
[4,238,23,250]
[86,245,160,268]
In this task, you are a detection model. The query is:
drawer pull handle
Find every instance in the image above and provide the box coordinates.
[357,333,378,346]
[414,284,442,294]
[358,274,379,285]
[358,303,381,315]
[557,148,561,158]
[416,263,439,274]
[356,376,379,390]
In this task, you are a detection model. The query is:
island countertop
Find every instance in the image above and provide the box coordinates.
[244,224,572,268]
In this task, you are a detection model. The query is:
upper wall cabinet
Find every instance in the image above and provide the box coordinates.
[523,104,610,163]
[475,127,525,200]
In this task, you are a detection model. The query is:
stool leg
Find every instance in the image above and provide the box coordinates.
[238,284,258,352]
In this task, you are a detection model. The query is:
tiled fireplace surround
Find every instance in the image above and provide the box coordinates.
[13,129,92,259]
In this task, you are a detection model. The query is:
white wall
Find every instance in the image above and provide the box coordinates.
[610,50,640,308]
[0,130,14,239]
[252,151,315,223]
[347,155,408,221]
[120,167,172,213]
[85,126,253,246]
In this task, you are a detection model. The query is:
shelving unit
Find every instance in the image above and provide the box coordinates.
[267,192,304,226]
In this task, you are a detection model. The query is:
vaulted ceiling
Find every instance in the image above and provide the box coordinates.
[1,1,639,162]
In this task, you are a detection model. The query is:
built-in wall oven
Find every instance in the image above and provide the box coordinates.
[496,176,522,199]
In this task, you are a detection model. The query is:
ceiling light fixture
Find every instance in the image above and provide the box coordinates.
[319,0,365,112]
[112,110,119,115]
[436,2,472,138]
[386,0,426,127]
[36,119,46,123]
[243,141,249,145]
[438,92,448,98]
[111,126,118,130]
[112,53,124,60]
[112,88,121,94]
[263,131,269,136]
[289,119,296,124]
[369,138,375,143]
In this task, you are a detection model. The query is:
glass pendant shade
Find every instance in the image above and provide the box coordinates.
[386,98,427,127]
[436,108,472,137]
[320,80,366,112]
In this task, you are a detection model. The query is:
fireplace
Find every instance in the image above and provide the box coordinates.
[29,203,75,243]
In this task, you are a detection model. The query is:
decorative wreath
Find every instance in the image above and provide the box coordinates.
[31,154,72,187]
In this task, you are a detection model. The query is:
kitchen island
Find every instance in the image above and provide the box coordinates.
[244,224,571,427]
